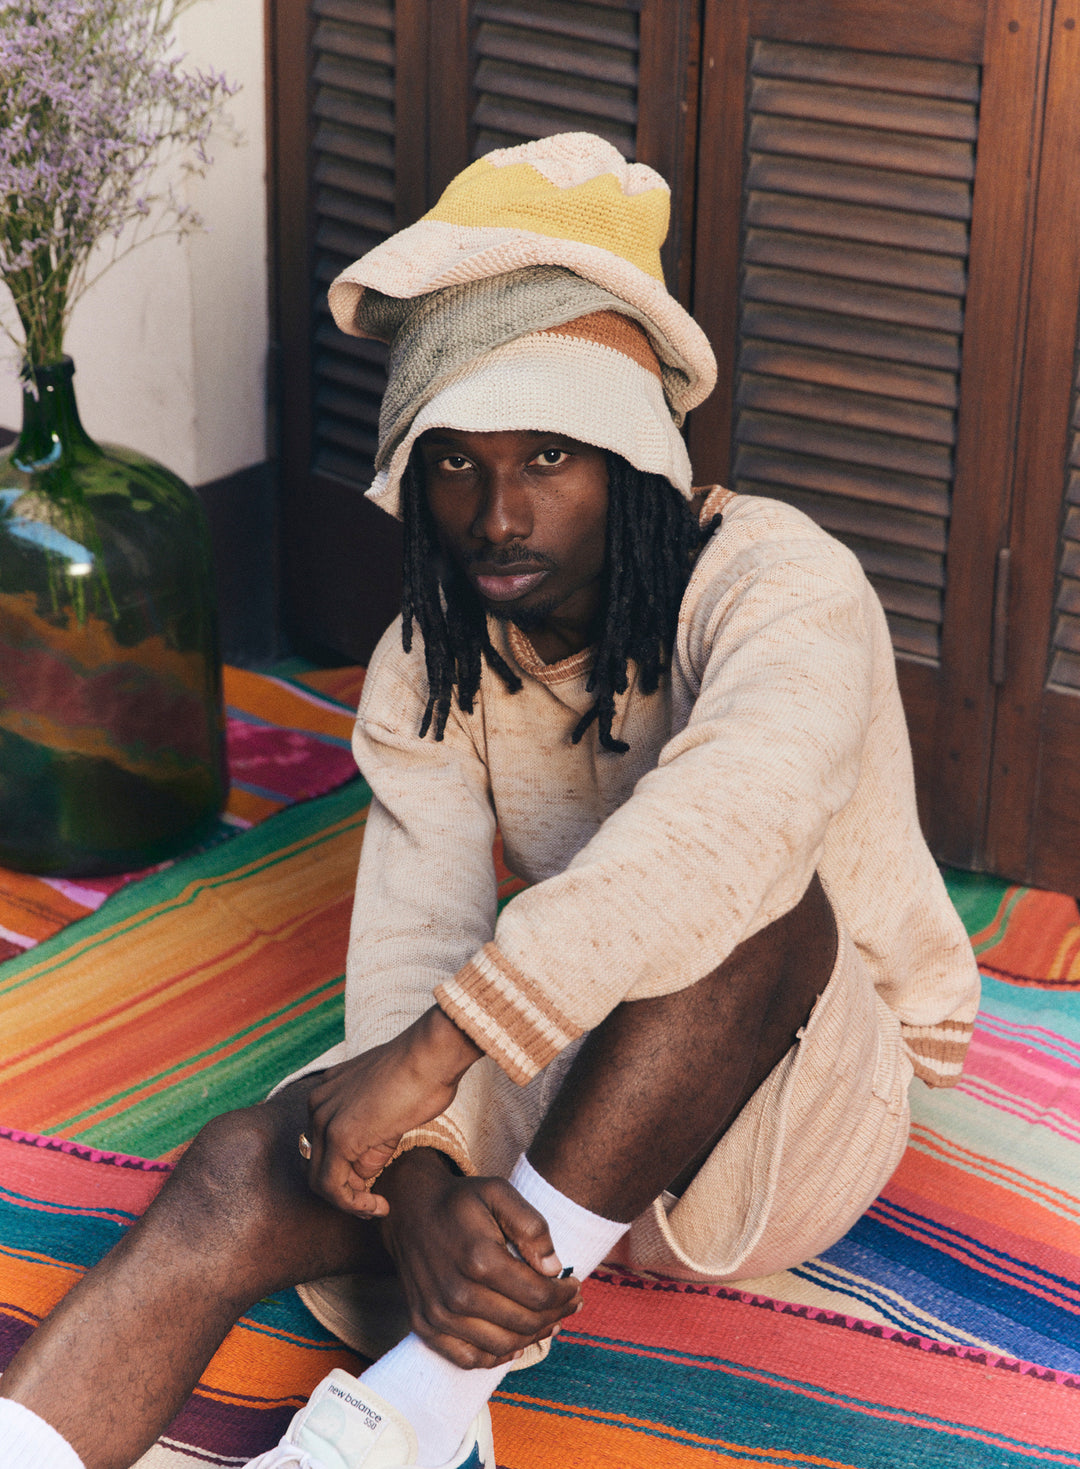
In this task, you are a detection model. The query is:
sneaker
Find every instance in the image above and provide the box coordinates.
[244,1369,494,1469]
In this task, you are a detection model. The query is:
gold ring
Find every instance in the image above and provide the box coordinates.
[298,1132,312,1160]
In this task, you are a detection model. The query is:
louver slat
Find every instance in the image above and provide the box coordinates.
[744,40,979,100]
[1049,348,1080,691]
[472,1,640,158]
[310,0,394,489]
[733,38,979,663]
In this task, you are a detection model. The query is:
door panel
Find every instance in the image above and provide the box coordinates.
[471,1,640,158]
[269,0,1080,886]
[689,0,1050,857]
[733,37,976,665]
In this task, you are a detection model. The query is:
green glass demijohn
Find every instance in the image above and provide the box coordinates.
[0,357,227,875]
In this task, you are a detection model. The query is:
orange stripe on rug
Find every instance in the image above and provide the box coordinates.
[0,821,363,1132]
[888,1144,1080,1258]
[196,1322,360,1406]
[224,667,356,742]
[0,1250,84,1320]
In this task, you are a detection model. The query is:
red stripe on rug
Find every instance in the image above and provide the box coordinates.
[576,1273,1080,1447]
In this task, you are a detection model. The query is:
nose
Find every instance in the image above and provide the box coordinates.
[470,466,533,546]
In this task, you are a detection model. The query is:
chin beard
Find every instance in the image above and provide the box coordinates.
[489,597,559,633]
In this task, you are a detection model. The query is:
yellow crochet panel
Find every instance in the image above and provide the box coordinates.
[423,160,669,283]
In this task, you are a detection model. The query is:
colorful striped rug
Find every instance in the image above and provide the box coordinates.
[0,665,362,964]
[2,673,1080,1465]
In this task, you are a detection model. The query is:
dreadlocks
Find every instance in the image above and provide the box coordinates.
[400,448,717,752]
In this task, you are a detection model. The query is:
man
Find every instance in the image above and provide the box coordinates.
[0,134,979,1469]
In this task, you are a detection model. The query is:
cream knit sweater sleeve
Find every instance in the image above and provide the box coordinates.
[435,547,879,1085]
[343,620,498,1057]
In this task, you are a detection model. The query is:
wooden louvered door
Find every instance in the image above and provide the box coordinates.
[689,0,1052,865]
[272,0,417,662]
[982,6,1080,891]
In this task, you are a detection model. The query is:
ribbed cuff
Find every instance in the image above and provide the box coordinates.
[435,943,580,1086]
[389,1112,476,1178]
[900,1019,974,1087]
[0,1401,85,1469]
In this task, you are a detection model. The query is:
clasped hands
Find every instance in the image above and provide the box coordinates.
[299,1002,582,1366]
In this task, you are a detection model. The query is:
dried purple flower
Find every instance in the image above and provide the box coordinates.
[0,0,238,367]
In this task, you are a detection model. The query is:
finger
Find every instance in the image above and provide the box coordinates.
[417,1331,511,1372]
[305,1100,371,1215]
[414,1304,545,1365]
[351,1139,398,1178]
[484,1180,562,1277]
[456,1239,582,1317]
[310,1093,400,1196]
[304,1095,385,1213]
[421,1275,578,1351]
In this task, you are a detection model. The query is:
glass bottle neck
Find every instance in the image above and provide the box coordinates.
[14,358,99,471]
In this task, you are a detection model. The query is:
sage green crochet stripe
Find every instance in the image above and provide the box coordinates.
[359,266,693,471]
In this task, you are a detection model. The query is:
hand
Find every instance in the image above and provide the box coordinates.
[303,1006,482,1218]
[379,1149,582,1368]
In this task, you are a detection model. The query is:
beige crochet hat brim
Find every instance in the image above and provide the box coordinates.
[368,331,693,519]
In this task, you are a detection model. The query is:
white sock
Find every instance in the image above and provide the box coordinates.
[360,1154,628,1466]
[0,1400,85,1469]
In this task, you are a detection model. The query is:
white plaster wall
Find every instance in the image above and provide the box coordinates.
[0,0,268,487]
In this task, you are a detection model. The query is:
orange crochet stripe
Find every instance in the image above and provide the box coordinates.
[541,309,662,378]
[902,1020,975,1086]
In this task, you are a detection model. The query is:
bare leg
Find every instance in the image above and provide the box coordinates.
[1,875,835,1465]
[529,872,838,1219]
[0,1077,392,1469]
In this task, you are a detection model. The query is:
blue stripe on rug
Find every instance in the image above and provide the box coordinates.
[823,1217,1080,1371]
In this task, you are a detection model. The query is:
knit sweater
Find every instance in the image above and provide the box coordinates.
[344,492,979,1120]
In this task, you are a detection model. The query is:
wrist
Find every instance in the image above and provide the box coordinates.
[378,1146,455,1247]
[411,1003,484,1085]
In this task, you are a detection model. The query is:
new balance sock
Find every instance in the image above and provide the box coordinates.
[0,1400,85,1469]
[359,1153,629,1466]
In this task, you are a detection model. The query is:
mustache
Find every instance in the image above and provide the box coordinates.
[462,544,555,571]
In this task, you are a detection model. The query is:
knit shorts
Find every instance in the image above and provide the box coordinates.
[287,920,912,1361]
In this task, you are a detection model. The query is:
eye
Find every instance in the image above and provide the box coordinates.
[532,447,569,467]
[437,454,474,473]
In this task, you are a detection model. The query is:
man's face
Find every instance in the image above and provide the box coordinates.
[418,428,609,658]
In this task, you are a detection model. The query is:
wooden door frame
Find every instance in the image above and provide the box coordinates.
[984,0,1080,886]
[928,0,1054,865]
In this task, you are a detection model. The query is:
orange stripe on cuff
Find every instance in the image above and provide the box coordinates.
[436,943,581,1085]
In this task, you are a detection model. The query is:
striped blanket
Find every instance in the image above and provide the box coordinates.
[2,671,1080,1465]
[0,665,364,964]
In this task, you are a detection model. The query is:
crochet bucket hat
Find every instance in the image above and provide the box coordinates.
[326,133,717,517]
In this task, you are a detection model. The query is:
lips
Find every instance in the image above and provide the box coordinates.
[471,567,548,603]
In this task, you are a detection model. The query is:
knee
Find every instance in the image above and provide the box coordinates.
[165,1105,280,1244]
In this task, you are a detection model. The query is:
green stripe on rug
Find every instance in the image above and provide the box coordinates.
[0,781,372,998]
[65,986,347,1157]
[942,867,1014,943]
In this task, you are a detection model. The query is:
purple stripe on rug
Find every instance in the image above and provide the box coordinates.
[160,1390,296,1463]
[0,1311,33,1363]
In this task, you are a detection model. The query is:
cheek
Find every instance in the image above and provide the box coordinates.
[425,485,471,545]
[571,484,609,578]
